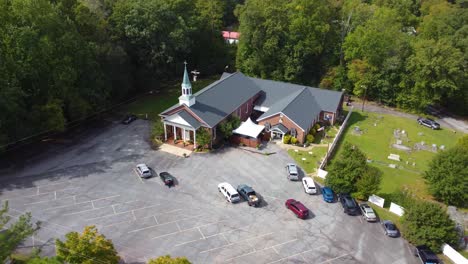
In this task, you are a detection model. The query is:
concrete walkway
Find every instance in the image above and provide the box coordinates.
[158,143,192,157]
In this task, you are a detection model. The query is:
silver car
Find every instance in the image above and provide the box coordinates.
[286,163,299,181]
[136,164,152,178]
[382,220,399,237]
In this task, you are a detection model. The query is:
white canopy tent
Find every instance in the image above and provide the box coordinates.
[232,118,265,138]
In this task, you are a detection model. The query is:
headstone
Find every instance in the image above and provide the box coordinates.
[389,164,397,169]
[412,162,416,166]
[402,130,406,134]
[418,132,424,136]
[396,140,402,145]
[301,158,306,162]
[440,145,445,150]
[294,149,298,153]
[308,152,313,155]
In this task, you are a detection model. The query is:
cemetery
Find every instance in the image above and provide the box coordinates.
[335,111,462,198]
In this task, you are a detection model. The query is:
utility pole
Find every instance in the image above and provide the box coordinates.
[361,85,367,112]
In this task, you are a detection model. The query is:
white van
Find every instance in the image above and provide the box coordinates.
[218,182,240,203]
[286,163,299,181]
[302,177,317,194]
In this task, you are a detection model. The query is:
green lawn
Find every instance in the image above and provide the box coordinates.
[287,146,328,174]
[122,75,220,120]
[334,110,462,199]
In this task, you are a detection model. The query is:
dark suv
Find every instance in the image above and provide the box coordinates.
[339,194,359,215]
[417,117,440,130]
[414,245,440,264]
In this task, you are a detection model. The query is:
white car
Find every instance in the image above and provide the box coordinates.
[218,182,240,203]
[302,177,317,194]
[286,163,299,181]
[136,164,152,178]
[359,203,377,222]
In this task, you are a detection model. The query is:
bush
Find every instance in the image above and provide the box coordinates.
[290,137,298,144]
[424,136,468,207]
[151,119,165,139]
[306,134,314,143]
[314,123,321,130]
[283,134,291,144]
[402,201,458,253]
[196,128,211,149]
[309,129,317,136]
[218,116,241,139]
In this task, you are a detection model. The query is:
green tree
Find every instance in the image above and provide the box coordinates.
[0,201,40,262]
[27,257,63,264]
[152,119,165,139]
[56,225,119,264]
[424,139,468,207]
[195,0,225,31]
[355,166,382,200]
[148,255,191,264]
[402,201,458,253]
[325,143,368,194]
[218,115,240,139]
[196,128,211,149]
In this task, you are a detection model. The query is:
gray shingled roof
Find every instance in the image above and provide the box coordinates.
[171,110,201,129]
[271,123,288,134]
[161,72,260,128]
[282,88,322,131]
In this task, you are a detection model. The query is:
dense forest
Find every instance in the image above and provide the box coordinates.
[0,0,466,150]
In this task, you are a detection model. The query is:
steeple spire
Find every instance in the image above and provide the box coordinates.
[179,61,195,107]
[182,61,192,91]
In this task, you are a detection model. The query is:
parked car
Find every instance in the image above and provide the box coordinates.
[285,163,299,181]
[322,187,334,203]
[417,117,440,130]
[359,203,377,222]
[237,184,260,207]
[122,114,137,124]
[159,172,175,187]
[414,245,440,264]
[381,220,399,237]
[285,199,309,219]
[136,164,152,178]
[302,177,317,194]
[339,194,359,215]
[218,182,240,203]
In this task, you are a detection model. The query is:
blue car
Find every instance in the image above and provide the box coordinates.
[322,187,334,202]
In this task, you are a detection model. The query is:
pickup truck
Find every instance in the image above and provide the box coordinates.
[237,184,260,207]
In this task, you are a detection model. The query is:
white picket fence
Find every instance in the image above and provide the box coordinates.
[442,244,468,264]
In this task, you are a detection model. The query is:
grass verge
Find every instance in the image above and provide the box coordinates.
[287,146,328,174]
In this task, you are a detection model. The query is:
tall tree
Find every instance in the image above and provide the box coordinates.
[56,225,119,264]
[148,255,191,264]
[0,201,40,262]
[424,136,468,207]
[402,201,458,253]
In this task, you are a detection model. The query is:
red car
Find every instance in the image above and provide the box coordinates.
[285,199,309,219]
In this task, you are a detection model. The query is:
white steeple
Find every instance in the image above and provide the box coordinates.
[179,61,196,107]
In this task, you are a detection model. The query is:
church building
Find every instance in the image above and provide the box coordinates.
[159,63,344,149]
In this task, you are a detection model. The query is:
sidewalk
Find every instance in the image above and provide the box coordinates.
[158,143,192,157]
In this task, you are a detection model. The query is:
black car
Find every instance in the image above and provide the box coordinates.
[339,194,360,215]
[414,245,440,264]
[159,172,175,187]
[417,117,440,130]
[122,114,137,124]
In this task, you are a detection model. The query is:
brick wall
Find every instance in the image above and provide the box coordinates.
[257,114,306,143]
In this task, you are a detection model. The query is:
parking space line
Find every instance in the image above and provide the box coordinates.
[42,194,120,211]
[199,232,274,254]
[197,227,206,239]
[54,191,57,200]
[128,213,201,234]
[86,211,128,221]
[174,238,205,247]
[267,248,317,264]
[317,253,349,264]
[221,233,229,244]
[132,211,136,221]
[153,216,159,224]
[63,208,101,216]
[35,181,72,188]
[112,205,116,214]
[176,222,181,232]
[225,238,298,262]
[133,169,143,183]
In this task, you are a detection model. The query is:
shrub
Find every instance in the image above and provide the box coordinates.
[314,123,321,130]
[283,134,291,144]
[290,137,298,144]
[309,129,317,136]
[196,128,211,149]
[306,134,314,143]
[151,119,164,138]
[402,201,458,253]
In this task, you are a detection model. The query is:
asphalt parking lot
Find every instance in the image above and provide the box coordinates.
[0,119,418,264]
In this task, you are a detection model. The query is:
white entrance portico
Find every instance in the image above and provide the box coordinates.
[163,110,200,148]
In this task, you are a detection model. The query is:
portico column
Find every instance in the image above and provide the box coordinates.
[183,128,186,141]
[193,129,197,149]
[173,126,176,140]
[163,122,167,141]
